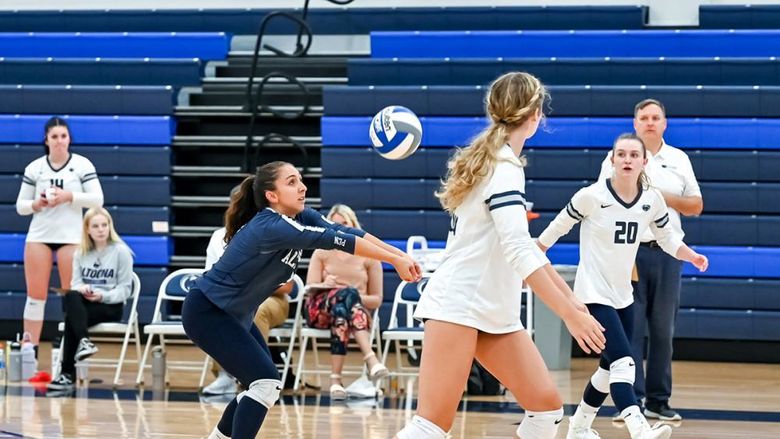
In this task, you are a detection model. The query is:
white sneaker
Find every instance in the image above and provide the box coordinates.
[202,372,237,395]
[567,427,601,439]
[638,423,672,439]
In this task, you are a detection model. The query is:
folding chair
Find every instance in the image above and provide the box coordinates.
[135,268,210,387]
[266,274,305,388]
[293,290,382,390]
[57,272,142,387]
[380,277,428,377]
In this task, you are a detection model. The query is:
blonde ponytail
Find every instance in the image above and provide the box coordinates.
[436,72,547,213]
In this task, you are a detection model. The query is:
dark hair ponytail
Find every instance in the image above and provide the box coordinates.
[224,161,290,243]
[43,116,70,155]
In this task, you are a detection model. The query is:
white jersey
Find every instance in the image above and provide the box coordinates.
[15,154,104,244]
[414,145,549,334]
[205,227,227,270]
[538,180,683,309]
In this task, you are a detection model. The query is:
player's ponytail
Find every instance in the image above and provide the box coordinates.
[436,72,547,213]
[224,161,290,243]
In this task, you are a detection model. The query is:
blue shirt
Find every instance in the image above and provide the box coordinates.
[195,207,365,326]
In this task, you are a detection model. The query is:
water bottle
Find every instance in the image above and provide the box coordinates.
[151,346,166,390]
[8,341,21,382]
[21,342,36,381]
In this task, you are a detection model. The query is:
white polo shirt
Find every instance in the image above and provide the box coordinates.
[598,140,701,242]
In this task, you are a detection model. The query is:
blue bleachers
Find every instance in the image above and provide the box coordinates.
[322,148,780,183]
[0,85,174,115]
[0,234,169,265]
[371,30,780,59]
[0,7,647,33]
[0,205,169,235]
[348,58,780,86]
[0,175,170,206]
[0,33,229,60]
[323,85,780,117]
[322,177,780,215]
[0,145,170,176]
[0,115,174,145]
[0,58,203,87]
[700,5,780,29]
[322,116,780,149]
[0,264,166,297]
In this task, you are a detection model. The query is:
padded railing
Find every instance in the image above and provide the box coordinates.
[0,145,171,175]
[0,115,174,145]
[0,175,171,206]
[0,85,174,115]
[370,30,780,58]
[0,205,170,235]
[699,5,780,29]
[0,234,169,265]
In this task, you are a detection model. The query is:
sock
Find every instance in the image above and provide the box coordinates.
[216,397,238,437]
[621,405,650,438]
[570,401,599,430]
[231,396,269,438]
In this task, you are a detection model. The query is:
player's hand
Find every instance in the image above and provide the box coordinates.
[47,187,71,207]
[691,253,709,272]
[406,255,423,280]
[77,285,93,295]
[563,309,606,355]
[83,291,102,302]
[32,196,49,211]
[392,256,421,283]
[570,296,589,314]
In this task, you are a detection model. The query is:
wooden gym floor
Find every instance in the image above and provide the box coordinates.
[0,343,778,438]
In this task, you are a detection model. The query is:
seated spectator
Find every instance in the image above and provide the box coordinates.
[305,204,389,400]
[48,207,133,391]
[202,177,293,395]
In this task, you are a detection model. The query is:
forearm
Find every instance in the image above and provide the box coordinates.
[542,264,575,301]
[354,237,400,265]
[70,190,104,209]
[524,264,577,321]
[675,244,699,263]
[662,193,703,216]
[360,293,382,309]
[363,233,407,259]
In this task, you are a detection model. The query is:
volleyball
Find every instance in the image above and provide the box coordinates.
[369,105,422,160]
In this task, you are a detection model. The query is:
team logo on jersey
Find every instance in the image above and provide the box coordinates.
[642,204,651,211]
[600,203,613,209]
[334,236,347,247]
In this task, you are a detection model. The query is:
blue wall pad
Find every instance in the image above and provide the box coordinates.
[700,5,780,29]
[0,115,174,145]
[0,234,169,265]
[322,116,780,149]
[0,145,171,176]
[323,85,780,118]
[0,85,174,115]
[0,7,647,33]
[0,264,167,298]
[0,205,170,235]
[371,30,780,59]
[0,293,160,324]
[681,277,780,310]
[0,175,170,206]
[347,58,780,87]
[0,33,229,60]
[321,147,780,182]
[676,309,780,341]
[0,58,202,87]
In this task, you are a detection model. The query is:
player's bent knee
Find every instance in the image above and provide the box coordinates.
[516,408,564,439]
[243,378,282,409]
[590,367,611,394]
[396,415,447,439]
[609,356,635,385]
[24,297,46,321]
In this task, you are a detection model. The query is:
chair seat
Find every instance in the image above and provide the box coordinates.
[268,322,295,338]
[382,327,424,341]
[300,326,330,337]
[144,322,186,336]
[57,321,128,333]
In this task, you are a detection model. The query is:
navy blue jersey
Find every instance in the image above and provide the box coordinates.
[195,207,365,326]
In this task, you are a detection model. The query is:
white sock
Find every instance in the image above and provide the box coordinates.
[621,405,650,438]
[570,401,599,430]
[208,425,230,439]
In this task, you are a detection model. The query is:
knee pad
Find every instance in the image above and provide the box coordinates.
[589,367,611,394]
[609,356,636,385]
[242,378,281,410]
[396,415,447,439]
[516,408,564,439]
[24,297,46,321]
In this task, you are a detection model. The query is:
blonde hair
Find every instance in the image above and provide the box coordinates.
[436,72,548,213]
[79,207,127,254]
[326,204,362,230]
[611,133,651,191]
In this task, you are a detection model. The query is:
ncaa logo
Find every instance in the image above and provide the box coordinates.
[642,204,651,211]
